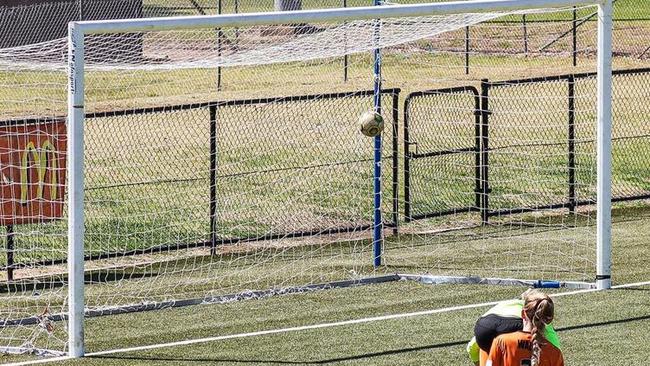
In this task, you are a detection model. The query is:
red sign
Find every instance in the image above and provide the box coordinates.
[0,119,67,225]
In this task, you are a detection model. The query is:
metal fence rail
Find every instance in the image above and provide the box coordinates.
[1,89,401,278]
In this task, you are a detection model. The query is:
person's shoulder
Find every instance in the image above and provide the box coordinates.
[542,340,563,355]
[541,339,564,365]
[495,331,528,344]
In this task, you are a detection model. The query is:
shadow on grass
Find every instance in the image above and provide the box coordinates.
[88,340,468,364]
[89,314,650,364]
[555,314,650,332]
[614,287,650,292]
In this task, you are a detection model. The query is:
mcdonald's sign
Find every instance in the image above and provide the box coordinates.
[0,119,67,225]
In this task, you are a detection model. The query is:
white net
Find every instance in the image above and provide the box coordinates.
[0,2,649,357]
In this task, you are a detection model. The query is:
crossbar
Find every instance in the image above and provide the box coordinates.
[73,0,598,35]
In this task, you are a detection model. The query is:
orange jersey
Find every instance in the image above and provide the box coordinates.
[487,331,564,366]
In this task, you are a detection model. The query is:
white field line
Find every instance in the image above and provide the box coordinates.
[8,280,650,366]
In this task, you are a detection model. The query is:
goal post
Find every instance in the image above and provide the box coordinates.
[67,22,86,359]
[62,0,613,358]
[596,0,613,291]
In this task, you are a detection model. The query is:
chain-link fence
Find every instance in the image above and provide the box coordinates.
[4,66,649,276]
[1,89,400,271]
[2,0,647,272]
[404,67,650,222]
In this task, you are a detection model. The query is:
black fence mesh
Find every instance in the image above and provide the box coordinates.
[403,68,650,222]
[488,77,583,215]
[404,87,480,220]
[84,105,212,260]
[601,71,650,200]
[212,91,399,242]
[58,90,399,265]
[3,68,649,277]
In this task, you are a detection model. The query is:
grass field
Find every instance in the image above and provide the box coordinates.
[4,216,649,366]
[63,283,650,366]
[3,202,649,365]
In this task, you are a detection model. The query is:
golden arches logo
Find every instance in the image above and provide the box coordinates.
[20,140,58,203]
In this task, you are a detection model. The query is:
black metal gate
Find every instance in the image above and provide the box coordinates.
[404,86,482,221]
[405,68,650,225]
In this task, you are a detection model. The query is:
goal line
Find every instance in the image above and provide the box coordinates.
[0,273,591,331]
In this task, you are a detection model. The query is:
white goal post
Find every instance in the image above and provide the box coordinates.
[66,0,614,358]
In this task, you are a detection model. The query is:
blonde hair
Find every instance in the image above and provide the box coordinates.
[522,289,554,366]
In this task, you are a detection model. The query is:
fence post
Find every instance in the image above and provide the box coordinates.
[343,0,349,82]
[523,14,528,56]
[5,226,14,281]
[465,26,470,75]
[210,106,218,256]
[403,96,412,222]
[217,0,223,91]
[568,76,577,213]
[572,6,578,66]
[235,0,240,51]
[480,79,490,225]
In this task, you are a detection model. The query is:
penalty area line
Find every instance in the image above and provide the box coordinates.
[9,280,650,366]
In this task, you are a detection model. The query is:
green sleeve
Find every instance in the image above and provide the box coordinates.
[544,324,561,350]
[467,336,480,364]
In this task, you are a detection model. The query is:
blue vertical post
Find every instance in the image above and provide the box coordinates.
[372,0,383,268]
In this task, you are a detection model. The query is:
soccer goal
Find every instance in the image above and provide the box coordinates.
[0,0,629,358]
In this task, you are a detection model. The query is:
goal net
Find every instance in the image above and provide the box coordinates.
[1,0,645,357]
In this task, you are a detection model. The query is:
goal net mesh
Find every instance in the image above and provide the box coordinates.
[1,3,648,356]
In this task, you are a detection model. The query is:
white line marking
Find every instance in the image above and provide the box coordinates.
[8,280,650,366]
[611,280,650,289]
[82,284,640,357]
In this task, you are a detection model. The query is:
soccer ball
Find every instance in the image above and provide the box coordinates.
[359,111,384,137]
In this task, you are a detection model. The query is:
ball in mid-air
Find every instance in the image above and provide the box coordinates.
[359,111,384,137]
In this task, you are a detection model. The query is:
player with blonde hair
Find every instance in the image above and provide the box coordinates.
[486,290,564,366]
[466,289,561,366]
